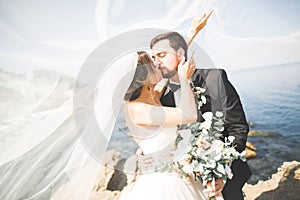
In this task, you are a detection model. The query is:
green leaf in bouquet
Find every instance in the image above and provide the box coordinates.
[202,179,208,186]
[199,156,208,163]
[214,133,223,139]
[191,150,199,158]
[216,163,225,175]
[175,134,183,146]
[215,111,224,118]
[205,161,216,169]
[213,153,222,161]
[222,175,227,183]
[213,126,224,132]
[194,164,204,173]
[203,169,211,175]
[190,122,200,129]
[207,173,213,181]
[213,120,224,127]
[212,169,223,178]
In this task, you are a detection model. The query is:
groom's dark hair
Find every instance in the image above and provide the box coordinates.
[150,32,188,59]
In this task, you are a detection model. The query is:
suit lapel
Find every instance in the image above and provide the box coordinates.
[191,69,213,122]
[192,69,208,89]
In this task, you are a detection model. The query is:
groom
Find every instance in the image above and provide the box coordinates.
[150,32,251,200]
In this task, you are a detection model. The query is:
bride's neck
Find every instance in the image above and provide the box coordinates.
[133,85,161,105]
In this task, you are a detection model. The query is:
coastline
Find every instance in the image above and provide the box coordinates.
[89,149,300,200]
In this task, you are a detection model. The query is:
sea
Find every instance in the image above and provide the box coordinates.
[229,62,300,183]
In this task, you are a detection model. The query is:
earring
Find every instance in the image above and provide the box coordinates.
[147,85,154,97]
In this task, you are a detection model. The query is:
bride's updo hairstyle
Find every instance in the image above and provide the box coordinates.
[124,51,159,101]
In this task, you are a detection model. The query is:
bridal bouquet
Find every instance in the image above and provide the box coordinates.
[173,111,246,200]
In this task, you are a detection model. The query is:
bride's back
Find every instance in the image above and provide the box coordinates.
[124,103,177,154]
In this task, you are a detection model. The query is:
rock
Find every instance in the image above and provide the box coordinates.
[248,130,277,137]
[90,151,140,200]
[243,161,300,200]
[90,150,122,199]
[106,159,128,191]
[89,190,120,200]
[246,141,257,151]
[247,121,254,127]
[245,141,257,158]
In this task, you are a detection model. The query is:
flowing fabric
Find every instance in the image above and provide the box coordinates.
[1,0,299,199]
[0,52,139,199]
[96,0,300,70]
[0,85,101,200]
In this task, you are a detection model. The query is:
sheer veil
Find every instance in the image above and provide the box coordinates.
[0,51,138,199]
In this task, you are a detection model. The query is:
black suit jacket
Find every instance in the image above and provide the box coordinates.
[160,69,251,196]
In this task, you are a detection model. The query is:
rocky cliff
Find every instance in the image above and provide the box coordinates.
[90,150,300,200]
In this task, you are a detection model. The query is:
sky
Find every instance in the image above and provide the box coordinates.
[0,0,300,77]
[0,0,99,76]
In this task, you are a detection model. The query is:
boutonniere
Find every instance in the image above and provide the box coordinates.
[190,81,207,110]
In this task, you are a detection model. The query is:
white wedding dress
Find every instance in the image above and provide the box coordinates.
[119,115,207,200]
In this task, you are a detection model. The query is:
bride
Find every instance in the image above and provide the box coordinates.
[114,10,216,200]
[118,50,207,200]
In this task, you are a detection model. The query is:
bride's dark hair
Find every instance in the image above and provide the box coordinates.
[124,51,158,101]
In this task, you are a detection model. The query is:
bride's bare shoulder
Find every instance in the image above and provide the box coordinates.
[126,101,151,109]
[125,101,158,114]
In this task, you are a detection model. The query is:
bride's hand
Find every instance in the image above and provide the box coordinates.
[136,149,155,171]
[178,53,196,80]
[204,178,225,199]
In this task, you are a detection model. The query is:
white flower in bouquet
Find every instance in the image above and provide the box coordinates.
[190,83,207,110]
[215,111,223,118]
[196,137,211,150]
[200,120,212,130]
[182,164,194,174]
[178,129,193,140]
[201,95,207,104]
[202,112,213,121]
[209,140,224,154]
[227,135,235,143]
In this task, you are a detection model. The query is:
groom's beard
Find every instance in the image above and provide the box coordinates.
[160,68,177,79]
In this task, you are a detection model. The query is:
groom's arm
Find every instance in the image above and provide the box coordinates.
[218,69,249,153]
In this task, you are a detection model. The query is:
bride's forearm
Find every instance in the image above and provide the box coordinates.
[186,30,197,48]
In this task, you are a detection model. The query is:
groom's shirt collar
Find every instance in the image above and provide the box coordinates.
[169,80,180,86]
[169,80,180,92]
